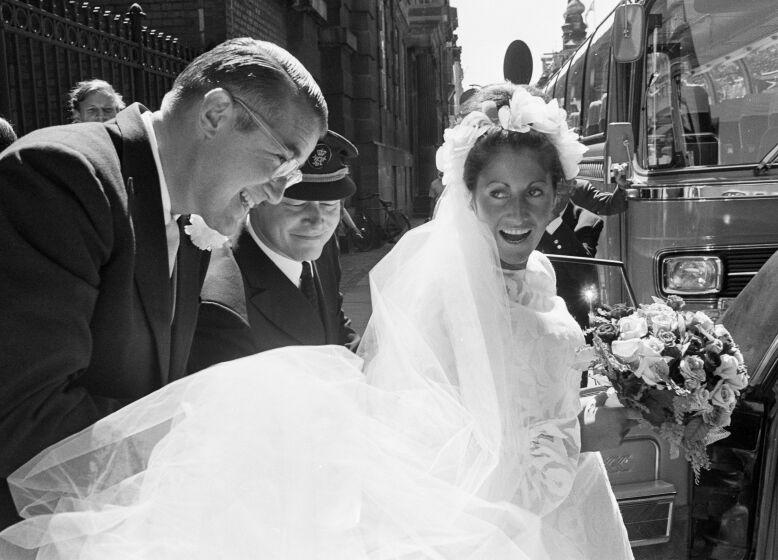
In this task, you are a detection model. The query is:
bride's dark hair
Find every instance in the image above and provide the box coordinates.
[460,83,566,192]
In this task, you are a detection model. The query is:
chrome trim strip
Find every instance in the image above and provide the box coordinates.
[728,271,758,277]
[628,183,778,201]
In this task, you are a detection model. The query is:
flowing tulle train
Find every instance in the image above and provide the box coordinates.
[0,346,552,559]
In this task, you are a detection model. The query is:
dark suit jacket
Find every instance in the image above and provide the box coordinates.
[569,179,627,217]
[538,204,601,328]
[0,104,209,529]
[540,199,606,258]
[187,231,359,373]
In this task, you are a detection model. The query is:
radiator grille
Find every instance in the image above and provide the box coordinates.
[720,246,778,297]
[619,499,673,545]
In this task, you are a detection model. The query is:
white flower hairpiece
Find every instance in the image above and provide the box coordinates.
[435,87,587,183]
[184,214,230,251]
[497,88,587,180]
[435,111,493,191]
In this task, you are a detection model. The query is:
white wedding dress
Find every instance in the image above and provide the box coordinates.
[0,173,632,559]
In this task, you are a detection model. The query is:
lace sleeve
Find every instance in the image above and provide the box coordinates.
[512,331,582,516]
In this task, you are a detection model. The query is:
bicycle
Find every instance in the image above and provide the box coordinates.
[357,193,412,243]
[341,194,412,252]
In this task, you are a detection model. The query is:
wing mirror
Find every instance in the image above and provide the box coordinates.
[612,3,645,63]
[606,122,635,185]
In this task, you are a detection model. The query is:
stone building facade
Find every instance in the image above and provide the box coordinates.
[97,0,460,216]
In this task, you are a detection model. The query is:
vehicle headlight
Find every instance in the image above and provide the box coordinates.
[662,256,723,294]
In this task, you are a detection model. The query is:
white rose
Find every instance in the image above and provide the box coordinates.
[611,338,661,363]
[714,324,734,345]
[714,354,739,381]
[617,315,648,340]
[726,373,749,391]
[710,379,737,410]
[611,339,640,363]
[640,303,677,333]
[679,356,706,381]
[644,336,665,354]
[634,356,668,386]
[692,311,715,333]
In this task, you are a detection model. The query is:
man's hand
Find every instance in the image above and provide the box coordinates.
[611,163,630,188]
[579,392,641,452]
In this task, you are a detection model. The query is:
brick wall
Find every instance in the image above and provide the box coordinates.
[226,0,287,47]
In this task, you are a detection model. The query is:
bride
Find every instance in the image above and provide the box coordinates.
[0,85,633,559]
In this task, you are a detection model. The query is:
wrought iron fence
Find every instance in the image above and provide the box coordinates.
[0,1,196,135]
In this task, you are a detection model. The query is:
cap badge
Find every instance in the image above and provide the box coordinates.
[308,143,332,169]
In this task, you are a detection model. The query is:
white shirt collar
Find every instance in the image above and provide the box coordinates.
[246,215,307,289]
[140,111,177,225]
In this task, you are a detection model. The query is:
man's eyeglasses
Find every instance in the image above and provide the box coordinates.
[231,95,303,188]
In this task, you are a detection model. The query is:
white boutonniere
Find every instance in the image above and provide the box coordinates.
[184,214,230,251]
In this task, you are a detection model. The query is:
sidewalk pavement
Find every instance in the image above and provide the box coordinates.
[339,218,425,335]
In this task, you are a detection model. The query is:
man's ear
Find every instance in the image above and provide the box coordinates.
[199,88,234,138]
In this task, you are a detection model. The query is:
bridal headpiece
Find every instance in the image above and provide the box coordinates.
[436,86,587,187]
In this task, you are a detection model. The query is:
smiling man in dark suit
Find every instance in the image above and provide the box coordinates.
[188,131,360,373]
[0,38,328,529]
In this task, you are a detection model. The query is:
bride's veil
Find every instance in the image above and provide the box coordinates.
[357,121,531,503]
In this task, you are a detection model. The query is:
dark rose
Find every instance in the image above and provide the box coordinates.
[595,322,619,343]
[703,350,722,371]
[609,303,635,320]
[685,336,703,356]
[659,331,677,346]
[666,295,685,311]
[705,339,724,355]
[662,345,682,361]
[667,357,684,385]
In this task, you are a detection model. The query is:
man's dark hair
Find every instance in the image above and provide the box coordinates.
[168,38,327,134]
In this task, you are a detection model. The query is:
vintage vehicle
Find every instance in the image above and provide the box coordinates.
[541,0,778,321]
[550,251,778,559]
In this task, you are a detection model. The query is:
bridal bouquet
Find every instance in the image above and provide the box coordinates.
[587,295,749,481]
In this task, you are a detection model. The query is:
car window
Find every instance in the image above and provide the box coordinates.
[565,44,588,135]
[582,13,613,137]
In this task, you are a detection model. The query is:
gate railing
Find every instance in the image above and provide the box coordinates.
[0,1,196,134]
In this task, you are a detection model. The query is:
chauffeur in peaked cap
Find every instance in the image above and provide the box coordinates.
[187,130,361,374]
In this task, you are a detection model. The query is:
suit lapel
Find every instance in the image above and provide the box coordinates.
[114,104,172,382]
[234,231,326,345]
